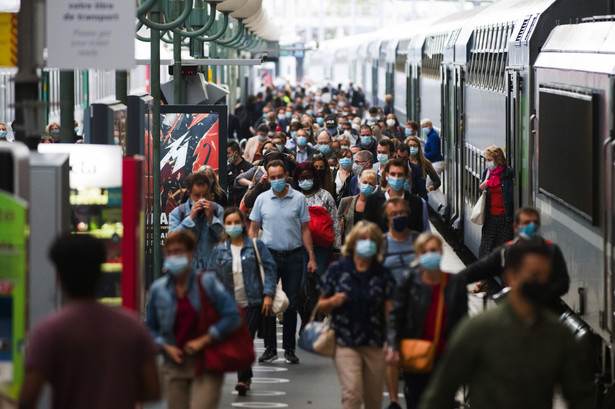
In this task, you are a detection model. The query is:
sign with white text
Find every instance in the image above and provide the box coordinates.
[46,0,135,69]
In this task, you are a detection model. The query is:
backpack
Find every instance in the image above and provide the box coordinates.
[308,206,335,248]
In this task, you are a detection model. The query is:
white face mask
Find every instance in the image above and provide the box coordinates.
[386,119,396,127]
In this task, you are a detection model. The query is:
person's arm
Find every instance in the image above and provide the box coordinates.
[201,273,242,340]
[317,293,347,315]
[424,137,436,161]
[301,222,318,273]
[235,167,256,188]
[387,273,410,352]
[426,161,441,190]
[249,221,261,238]
[18,370,45,409]
[458,246,503,284]
[207,203,224,240]
[145,287,165,349]
[257,240,278,298]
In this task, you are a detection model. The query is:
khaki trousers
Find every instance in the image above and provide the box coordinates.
[162,356,224,409]
[333,345,386,409]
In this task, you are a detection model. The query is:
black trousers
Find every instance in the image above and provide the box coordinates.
[238,305,262,382]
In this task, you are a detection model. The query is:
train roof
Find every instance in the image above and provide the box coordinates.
[535,20,615,74]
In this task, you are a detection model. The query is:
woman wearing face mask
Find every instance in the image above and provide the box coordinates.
[404,121,419,142]
[207,208,277,396]
[338,170,378,242]
[197,165,228,207]
[386,232,467,409]
[384,114,402,141]
[478,145,514,258]
[46,122,61,143]
[407,136,441,201]
[312,154,336,198]
[333,149,353,203]
[317,221,396,409]
[146,230,242,409]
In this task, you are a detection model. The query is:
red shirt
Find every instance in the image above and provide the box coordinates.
[174,297,199,350]
[422,274,449,356]
[489,184,506,215]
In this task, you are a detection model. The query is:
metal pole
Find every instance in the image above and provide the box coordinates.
[115,70,128,105]
[59,70,75,143]
[151,7,162,279]
[14,0,43,149]
[174,31,182,104]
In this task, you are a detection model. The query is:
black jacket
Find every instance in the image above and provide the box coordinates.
[364,190,423,233]
[291,145,318,163]
[482,167,514,223]
[388,267,468,350]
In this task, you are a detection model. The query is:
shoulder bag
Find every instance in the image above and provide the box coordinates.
[298,305,336,357]
[399,275,446,374]
[470,174,489,225]
[195,272,255,374]
[253,238,289,314]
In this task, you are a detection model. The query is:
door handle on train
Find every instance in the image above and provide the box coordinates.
[578,287,586,316]
[529,113,537,136]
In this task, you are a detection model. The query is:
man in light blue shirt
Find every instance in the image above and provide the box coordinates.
[169,173,223,270]
[249,159,317,364]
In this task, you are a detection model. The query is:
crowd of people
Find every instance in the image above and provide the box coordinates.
[18,81,592,409]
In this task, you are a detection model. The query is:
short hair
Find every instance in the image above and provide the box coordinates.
[413,232,443,254]
[506,241,552,272]
[368,107,378,115]
[360,124,372,134]
[407,121,419,132]
[165,230,198,253]
[514,207,541,225]
[185,172,210,191]
[228,140,240,154]
[397,143,410,155]
[316,129,332,143]
[342,221,385,262]
[49,233,106,298]
[273,132,286,142]
[355,150,373,164]
[420,118,432,128]
[484,145,507,167]
[257,124,269,134]
[266,159,286,172]
[359,169,378,184]
[221,207,248,240]
[386,158,409,176]
[385,197,410,216]
[385,94,393,103]
[378,139,395,153]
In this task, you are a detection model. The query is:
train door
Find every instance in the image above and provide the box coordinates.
[508,71,522,209]
[406,63,413,121]
[452,66,465,229]
[372,58,378,106]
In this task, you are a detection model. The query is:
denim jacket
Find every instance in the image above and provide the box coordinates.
[168,198,224,270]
[207,236,278,306]
[145,270,241,350]
[482,167,514,223]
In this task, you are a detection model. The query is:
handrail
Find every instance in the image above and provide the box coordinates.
[195,12,229,42]
[137,0,159,16]
[139,0,192,31]
[171,2,217,38]
[215,19,244,46]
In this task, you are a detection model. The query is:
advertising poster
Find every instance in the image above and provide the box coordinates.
[0,191,27,401]
[147,105,227,262]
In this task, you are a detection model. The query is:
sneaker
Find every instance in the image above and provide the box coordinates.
[235,381,250,396]
[284,349,300,364]
[258,347,278,363]
[387,402,402,409]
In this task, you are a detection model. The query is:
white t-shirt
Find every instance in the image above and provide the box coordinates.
[231,244,248,307]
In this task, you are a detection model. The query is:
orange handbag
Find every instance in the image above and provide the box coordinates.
[399,275,446,373]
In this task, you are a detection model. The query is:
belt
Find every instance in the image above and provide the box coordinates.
[267,247,303,257]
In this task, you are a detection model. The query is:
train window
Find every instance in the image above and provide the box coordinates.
[538,89,598,222]
[467,23,511,92]
[422,33,445,79]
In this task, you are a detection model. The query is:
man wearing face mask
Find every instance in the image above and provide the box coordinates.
[347,150,374,196]
[315,129,336,161]
[324,115,340,139]
[243,124,271,163]
[227,141,254,207]
[169,173,224,270]
[459,207,570,310]
[291,128,317,164]
[0,122,9,141]
[340,121,358,146]
[355,124,378,159]
[364,107,380,126]
[419,242,593,409]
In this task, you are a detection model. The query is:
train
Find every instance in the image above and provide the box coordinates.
[307,0,615,405]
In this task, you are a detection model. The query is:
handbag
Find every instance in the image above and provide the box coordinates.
[253,238,289,314]
[298,305,336,357]
[195,272,255,374]
[470,174,490,225]
[399,275,446,373]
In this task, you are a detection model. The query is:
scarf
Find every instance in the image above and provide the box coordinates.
[485,165,505,188]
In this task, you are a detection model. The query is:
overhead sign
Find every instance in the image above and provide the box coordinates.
[46,0,135,69]
[38,144,123,189]
[0,13,17,68]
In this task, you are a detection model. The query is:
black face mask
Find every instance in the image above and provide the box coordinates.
[521,281,552,307]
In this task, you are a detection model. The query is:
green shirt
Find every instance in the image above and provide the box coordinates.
[419,299,593,409]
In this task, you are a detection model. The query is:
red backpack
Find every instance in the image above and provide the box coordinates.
[308,206,335,248]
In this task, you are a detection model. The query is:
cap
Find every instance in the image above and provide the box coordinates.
[325,115,337,128]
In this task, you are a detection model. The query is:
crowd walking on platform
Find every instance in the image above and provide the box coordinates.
[18,80,593,409]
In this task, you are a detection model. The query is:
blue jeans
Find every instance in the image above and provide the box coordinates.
[264,249,305,351]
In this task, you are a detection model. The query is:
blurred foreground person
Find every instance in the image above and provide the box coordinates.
[418,242,593,409]
[19,234,160,409]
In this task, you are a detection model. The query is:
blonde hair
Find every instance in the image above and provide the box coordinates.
[407,136,436,179]
[359,169,378,185]
[413,232,443,255]
[420,119,432,128]
[484,145,507,167]
[342,220,385,262]
[197,165,225,200]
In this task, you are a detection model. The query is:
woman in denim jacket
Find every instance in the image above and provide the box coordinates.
[146,230,241,409]
[207,207,278,396]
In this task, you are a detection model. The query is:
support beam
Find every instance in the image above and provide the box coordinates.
[115,71,128,105]
[59,70,75,143]
[151,9,162,280]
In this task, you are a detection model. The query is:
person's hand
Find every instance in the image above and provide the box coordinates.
[189,199,204,220]
[471,280,488,294]
[307,257,318,273]
[163,344,184,363]
[288,154,296,164]
[262,295,273,316]
[386,349,399,364]
[184,334,213,355]
[259,173,269,185]
[479,181,487,190]
[330,292,347,308]
[201,199,214,221]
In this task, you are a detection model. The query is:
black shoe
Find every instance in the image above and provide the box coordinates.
[258,347,278,363]
[387,402,402,409]
[284,349,300,364]
[235,381,250,396]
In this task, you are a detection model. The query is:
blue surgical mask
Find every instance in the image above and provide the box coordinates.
[285,112,292,119]
[225,225,243,238]
[360,183,374,196]
[258,134,267,142]
[419,252,441,271]
[356,239,377,258]
[410,147,419,156]
[318,145,331,154]
[114,137,119,145]
[422,127,429,137]
[271,178,287,192]
[316,118,325,126]
[263,113,268,119]
[387,175,404,191]
[50,129,60,135]
[377,154,389,165]
[291,118,299,123]
[278,114,286,121]
[306,110,314,116]
[360,136,373,146]
[404,179,410,191]
[339,102,346,108]
[298,179,314,191]
[290,131,297,139]
[164,255,190,276]
[297,136,307,147]
[0,130,6,139]
[327,128,336,136]
[519,223,540,240]
[405,128,413,137]
[340,157,352,168]
[74,127,79,134]
[276,144,284,152]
